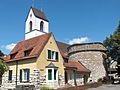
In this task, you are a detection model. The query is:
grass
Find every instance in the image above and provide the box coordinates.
[40,86,54,90]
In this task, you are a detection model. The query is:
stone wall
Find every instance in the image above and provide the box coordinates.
[67,70,84,86]
[2,69,65,89]
[68,43,107,82]
[2,69,40,90]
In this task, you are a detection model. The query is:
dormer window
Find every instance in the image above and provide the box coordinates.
[40,21,44,32]
[29,21,32,32]
[10,52,18,59]
[24,49,32,56]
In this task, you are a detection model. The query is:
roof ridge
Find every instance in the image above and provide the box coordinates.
[17,32,52,44]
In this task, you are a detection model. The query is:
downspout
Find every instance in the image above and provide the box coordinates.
[16,60,18,88]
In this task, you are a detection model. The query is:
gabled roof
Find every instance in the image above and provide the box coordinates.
[32,7,48,21]
[4,33,52,62]
[64,60,91,73]
[56,41,70,58]
[46,62,58,68]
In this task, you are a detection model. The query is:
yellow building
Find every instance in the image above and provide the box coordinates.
[2,7,90,89]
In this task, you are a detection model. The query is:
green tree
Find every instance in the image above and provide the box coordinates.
[103,22,120,76]
[0,59,8,85]
[0,50,4,57]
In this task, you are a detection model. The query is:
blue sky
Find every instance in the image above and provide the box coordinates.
[0,0,120,54]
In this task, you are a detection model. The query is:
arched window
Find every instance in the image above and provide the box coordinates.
[29,21,32,32]
[40,21,44,32]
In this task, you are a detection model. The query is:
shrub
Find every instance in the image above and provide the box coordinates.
[40,87,54,90]
[97,78,103,82]
[98,77,111,84]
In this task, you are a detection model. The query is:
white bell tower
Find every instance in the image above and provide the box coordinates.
[25,7,49,40]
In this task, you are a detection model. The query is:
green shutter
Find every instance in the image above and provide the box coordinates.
[56,52,58,60]
[20,69,22,81]
[48,50,51,59]
[8,70,12,81]
[48,69,52,80]
[27,69,30,81]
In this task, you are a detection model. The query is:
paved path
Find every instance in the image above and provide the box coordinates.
[87,84,120,90]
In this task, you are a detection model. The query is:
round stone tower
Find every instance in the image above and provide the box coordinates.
[68,42,107,82]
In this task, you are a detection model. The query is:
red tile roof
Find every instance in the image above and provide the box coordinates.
[64,60,91,73]
[56,41,70,58]
[4,33,52,62]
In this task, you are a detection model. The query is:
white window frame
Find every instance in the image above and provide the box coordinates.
[46,68,58,82]
[24,69,28,81]
[47,49,58,61]
[20,68,30,82]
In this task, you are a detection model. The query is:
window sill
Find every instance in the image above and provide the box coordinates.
[47,80,58,82]
[20,80,29,83]
[47,59,58,62]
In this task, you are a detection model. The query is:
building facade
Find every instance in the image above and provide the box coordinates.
[2,7,90,89]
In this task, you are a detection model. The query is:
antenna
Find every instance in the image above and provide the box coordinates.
[32,0,35,7]
[40,0,43,12]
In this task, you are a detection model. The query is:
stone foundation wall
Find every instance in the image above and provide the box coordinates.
[2,69,65,89]
[2,69,40,90]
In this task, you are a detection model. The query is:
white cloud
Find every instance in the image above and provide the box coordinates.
[1,43,16,51]
[68,37,89,45]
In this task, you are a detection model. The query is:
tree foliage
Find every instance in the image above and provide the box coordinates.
[103,22,120,75]
[0,50,4,56]
[104,22,120,61]
[0,59,8,85]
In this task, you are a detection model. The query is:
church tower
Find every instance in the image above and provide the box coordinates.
[25,7,49,40]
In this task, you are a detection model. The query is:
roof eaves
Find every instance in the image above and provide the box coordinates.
[5,55,37,63]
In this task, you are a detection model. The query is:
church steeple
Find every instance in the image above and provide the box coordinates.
[25,7,49,40]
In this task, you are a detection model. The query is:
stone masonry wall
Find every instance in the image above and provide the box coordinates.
[68,43,107,82]
[2,69,40,90]
[69,51,106,82]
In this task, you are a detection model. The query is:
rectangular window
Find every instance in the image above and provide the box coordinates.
[47,50,59,60]
[54,69,57,80]
[48,69,52,80]
[24,49,32,56]
[24,69,30,81]
[20,69,30,82]
[10,52,17,59]
[51,51,55,59]
[8,70,12,81]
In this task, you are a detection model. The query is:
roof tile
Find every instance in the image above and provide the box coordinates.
[4,33,52,62]
[64,60,91,73]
